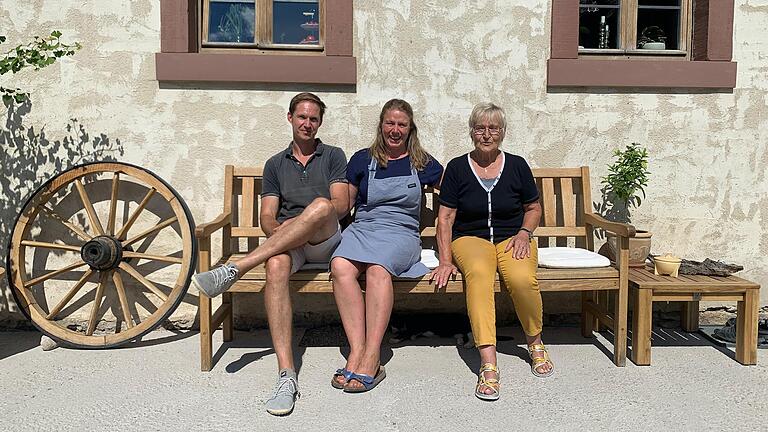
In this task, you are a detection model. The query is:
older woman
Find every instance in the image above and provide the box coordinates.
[430,102,552,401]
[330,99,443,393]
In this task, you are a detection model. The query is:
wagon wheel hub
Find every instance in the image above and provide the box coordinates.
[81,236,123,271]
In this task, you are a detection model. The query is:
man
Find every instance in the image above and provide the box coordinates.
[192,92,348,416]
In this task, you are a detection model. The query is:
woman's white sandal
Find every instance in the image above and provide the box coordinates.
[528,343,555,378]
[474,363,500,401]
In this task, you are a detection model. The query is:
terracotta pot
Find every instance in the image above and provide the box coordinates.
[598,230,653,267]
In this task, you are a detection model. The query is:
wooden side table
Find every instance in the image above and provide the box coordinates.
[629,267,760,365]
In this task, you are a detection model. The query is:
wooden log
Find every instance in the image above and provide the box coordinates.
[649,255,743,277]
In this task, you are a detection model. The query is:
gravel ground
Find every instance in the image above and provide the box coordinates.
[1,327,766,432]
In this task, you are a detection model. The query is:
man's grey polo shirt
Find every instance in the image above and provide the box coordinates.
[262,139,348,222]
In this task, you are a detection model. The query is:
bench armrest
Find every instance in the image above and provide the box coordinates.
[195,211,232,238]
[583,213,636,238]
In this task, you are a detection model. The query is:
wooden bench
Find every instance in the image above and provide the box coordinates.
[196,165,636,371]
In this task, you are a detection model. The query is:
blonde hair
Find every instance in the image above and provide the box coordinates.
[468,102,506,142]
[369,99,430,171]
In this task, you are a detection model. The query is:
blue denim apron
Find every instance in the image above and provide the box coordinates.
[332,157,428,277]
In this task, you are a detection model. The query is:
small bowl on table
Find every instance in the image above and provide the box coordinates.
[654,254,682,277]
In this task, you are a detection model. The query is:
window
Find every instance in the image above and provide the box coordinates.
[547,0,736,88]
[202,0,323,50]
[578,0,691,55]
[156,0,355,85]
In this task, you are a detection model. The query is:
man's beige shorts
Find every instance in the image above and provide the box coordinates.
[288,224,342,274]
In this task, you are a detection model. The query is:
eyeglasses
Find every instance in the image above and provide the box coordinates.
[472,126,502,136]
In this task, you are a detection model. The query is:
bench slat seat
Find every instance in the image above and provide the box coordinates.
[197,165,635,371]
[217,255,620,286]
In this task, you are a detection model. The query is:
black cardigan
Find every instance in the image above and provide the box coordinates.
[439,152,539,243]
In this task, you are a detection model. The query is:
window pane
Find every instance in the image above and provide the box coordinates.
[638,0,680,7]
[208,0,256,43]
[579,1,621,49]
[273,0,320,45]
[637,1,681,50]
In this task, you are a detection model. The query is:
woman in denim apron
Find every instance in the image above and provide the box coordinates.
[330,99,443,392]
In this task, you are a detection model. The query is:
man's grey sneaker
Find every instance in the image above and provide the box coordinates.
[191,263,239,298]
[265,369,300,416]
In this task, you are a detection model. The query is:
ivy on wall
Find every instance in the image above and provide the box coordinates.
[0,31,81,104]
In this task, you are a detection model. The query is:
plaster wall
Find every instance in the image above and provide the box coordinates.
[1,0,766,330]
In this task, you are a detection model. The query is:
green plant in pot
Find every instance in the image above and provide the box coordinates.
[598,143,651,267]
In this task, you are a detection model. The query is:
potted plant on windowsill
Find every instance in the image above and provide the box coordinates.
[638,25,666,50]
[597,143,652,267]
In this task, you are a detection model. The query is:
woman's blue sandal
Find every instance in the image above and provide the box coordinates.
[331,368,353,389]
[342,366,386,393]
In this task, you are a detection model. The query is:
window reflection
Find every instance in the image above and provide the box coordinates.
[273,0,320,45]
[208,0,256,43]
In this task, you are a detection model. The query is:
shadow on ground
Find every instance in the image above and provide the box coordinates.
[195,317,747,376]
[0,330,41,361]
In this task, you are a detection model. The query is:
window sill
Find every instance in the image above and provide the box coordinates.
[578,49,688,57]
[155,52,356,85]
[547,58,736,88]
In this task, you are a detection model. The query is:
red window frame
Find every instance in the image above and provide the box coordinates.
[156,0,356,85]
[547,0,736,88]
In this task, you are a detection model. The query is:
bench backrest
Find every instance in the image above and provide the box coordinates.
[221,165,595,254]
[532,167,594,249]
[223,166,265,254]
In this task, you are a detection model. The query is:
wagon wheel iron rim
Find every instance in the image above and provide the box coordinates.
[6,161,197,348]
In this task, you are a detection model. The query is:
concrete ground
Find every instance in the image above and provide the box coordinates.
[1,326,766,432]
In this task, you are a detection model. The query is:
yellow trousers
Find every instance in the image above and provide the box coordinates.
[452,236,542,347]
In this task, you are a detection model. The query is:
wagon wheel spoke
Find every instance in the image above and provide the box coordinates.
[46,269,94,319]
[122,216,178,247]
[24,261,88,288]
[86,271,110,336]
[21,240,82,253]
[122,251,183,264]
[74,179,106,236]
[118,262,169,302]
[107,172,120,235]
[111,271,134,329]
[40,205,92,242]
[115,188,156,240]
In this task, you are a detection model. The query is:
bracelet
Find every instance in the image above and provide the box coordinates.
[519,227,533,239]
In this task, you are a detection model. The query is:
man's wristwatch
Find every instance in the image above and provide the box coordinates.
[519,227,533,240]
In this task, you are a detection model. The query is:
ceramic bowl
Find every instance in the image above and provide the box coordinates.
[654,253,681,277]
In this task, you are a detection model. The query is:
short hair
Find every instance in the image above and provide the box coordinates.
[289,92,326,120]
[468,102,507,141]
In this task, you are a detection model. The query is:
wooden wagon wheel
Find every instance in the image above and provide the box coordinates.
[5,162,196,348]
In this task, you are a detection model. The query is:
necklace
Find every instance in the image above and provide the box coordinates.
[474,151,500,176]
[482,161,494,175]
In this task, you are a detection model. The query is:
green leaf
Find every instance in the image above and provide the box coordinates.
[601,142,650,210]
[0,31,80,101]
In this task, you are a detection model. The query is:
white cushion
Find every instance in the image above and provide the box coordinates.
[537,247,610,268]
[420,249,440,269]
